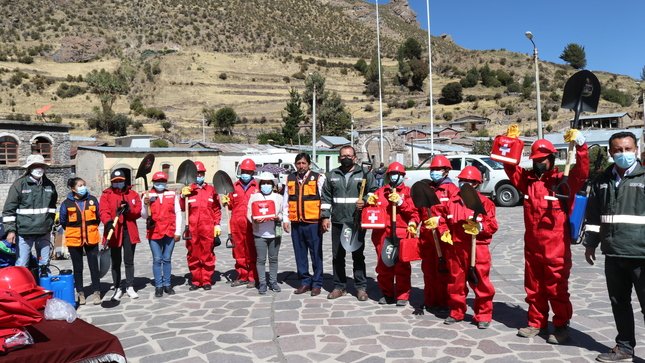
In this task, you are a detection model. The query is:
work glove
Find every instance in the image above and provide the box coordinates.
[388,191,403,206]
[119,201,129,214]
[214,225,222,237]
[423,216,439,230]
[506,124,520,138]
[54,212,60,225]
[462,219,481,235]
[181,186,192,197]
[440,230,453,245]
[220,195,230,206]
[407,222,418,235]
[367,194,378,206]
[564,128,585,146]
[105,221,114,233]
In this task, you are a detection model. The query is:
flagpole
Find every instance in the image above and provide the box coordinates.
[375,0,384,163]
[426,0,434,155]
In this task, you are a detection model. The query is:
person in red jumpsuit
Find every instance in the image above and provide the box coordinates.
[222,158,259,287]
[367,162,419,306]
[505,131,588,344]
[180,161,222,290]
[432,166,497,329]
[420,155,460,313]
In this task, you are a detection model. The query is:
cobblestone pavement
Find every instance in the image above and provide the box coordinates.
[49,206,644,362]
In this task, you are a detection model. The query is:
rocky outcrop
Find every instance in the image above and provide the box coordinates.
[52,36,107,63]
[389,0,417,25]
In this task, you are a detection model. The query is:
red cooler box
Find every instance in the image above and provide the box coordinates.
[361,205,386,229]
[251,200,276,220]
[490,135,524,165]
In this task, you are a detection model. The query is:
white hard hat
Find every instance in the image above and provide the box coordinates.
[256,172,276,184]
[23,154,49,169]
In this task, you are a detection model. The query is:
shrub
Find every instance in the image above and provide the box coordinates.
[406,99,416,108]
[56,83,85,98]
[292,72,305,80]
[151,139,169,147]
[465,95,477,102]
[160,120,172,132]
[506,82,521,93]
[143,107,166,120]
[601,88,633,107]
[130,97,144,115]
[440,82,463,105]
[442,112,453,121]
[354,58,368,75]
[219,72,227,80]
[364,104,374,112]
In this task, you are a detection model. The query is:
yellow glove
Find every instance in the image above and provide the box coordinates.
[440,230,453,245]
[407,222,417,235]
[367,194,378,205]
[388,191,402,206]
[214,225,222,237]
[564,128,585,146]
[181,186,192,197]
[220,195,230,206]
[423,216,439,230]
[506,124,520,138]
[462,219,481,235]
[54,212,60,224]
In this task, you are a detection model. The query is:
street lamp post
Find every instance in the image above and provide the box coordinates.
[312,82,317,164]
[350,114,354,147]
[375,0,384,163]
[525,31,543,139]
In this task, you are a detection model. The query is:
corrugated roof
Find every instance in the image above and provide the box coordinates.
[571,112,629,121]
[319,136,350,146]
[78,146,220,153]
[543,127,643,148]
[190,142,285,154]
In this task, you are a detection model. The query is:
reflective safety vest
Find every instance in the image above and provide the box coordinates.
[62,197,100,247]
[287,172,321,223]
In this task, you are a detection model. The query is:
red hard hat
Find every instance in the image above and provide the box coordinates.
[386,162,406,175]
[240,158,256,171]
[0,267,38,295]
[194,161,207,172]
[152,171,168,181]
[530,139,557,159]
[430,155,451,170]
[458,166,483,183]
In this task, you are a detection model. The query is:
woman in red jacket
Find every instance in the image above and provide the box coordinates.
[99,170,142,302]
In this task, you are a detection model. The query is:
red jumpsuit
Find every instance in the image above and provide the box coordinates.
[419,179,459,309]
[504,144,588,329]
[228,179,259,283]
[371,184,419,301]
[181,182,222,287]
[435,192,498,323]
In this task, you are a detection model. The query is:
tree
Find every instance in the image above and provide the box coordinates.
[160,120,172,132]
[85,68,130,117]
[397,38,423,61]
[409,58,429,91]
[472,138,493,155]
[560,43,587,69]
[363,54,382,97]
[281,88,305,145]
[204,107,237,135]
[640,65,645,81]
[302,72,326,111]
[396,38,427,91]
[441,82,463,105]
[460,67,479,88]
[318,92,351,136]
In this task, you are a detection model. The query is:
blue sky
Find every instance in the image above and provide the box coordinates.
[367,0,644,79]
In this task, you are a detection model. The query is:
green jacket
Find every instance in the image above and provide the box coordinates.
[321,165,377,224]
[583,163,645,258]
[2,175,58,236]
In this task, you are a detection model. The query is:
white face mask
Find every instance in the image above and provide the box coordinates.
[30,167,45,179]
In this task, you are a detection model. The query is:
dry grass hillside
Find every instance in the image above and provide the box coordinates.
[0,0,641,143]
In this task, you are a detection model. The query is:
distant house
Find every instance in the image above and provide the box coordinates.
[435,126,465,140]
[114,135,157,148]
[569,112,632,129]
[449,116,490,132]
[402,129,429,142]
[316,136,350,149]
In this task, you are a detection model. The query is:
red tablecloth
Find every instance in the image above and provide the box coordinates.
[1,318,125,363]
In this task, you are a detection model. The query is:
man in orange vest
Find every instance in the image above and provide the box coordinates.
[282,153,326,296]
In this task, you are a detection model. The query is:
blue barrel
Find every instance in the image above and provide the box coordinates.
[569,193,588,240]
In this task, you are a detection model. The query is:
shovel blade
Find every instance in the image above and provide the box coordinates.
[177,160,198,186]
[467,267,480,286]
[561,70,601,113]
[135,154,156,179]
[381,237,399,267]
[340,223,363,253]
[459,183,487,217]
[213,170,235,195]
[98,248,111,278]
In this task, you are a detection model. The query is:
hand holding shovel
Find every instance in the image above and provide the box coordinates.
[458,183,487,286]
[411,181,448,274]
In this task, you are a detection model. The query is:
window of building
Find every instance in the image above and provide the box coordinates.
[31,137,52,163]
[0,136,19,165]
[161,163,174,183]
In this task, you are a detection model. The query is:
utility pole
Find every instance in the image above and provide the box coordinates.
[312,82,317,164]
[375,0,384,163]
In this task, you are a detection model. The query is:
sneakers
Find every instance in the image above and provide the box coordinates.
[230,280,248,287]
[126,287,139,299]
[356,289,369,301]
[443,317,462,325]
[396,299,408,307]
[202,284,212,290]
[247,281,257,289]
[477,321,491,329]
[547,325,569,345]
[92,291,101,305]
[517,326,543,338]
[258,283,267,295]
[111,289,123,301]
[378,296,396,305]
[269,282,281,292]
[596,346,633,362]
[188,285,201,291]
[155,287,163,297]
[327,288,347,300]
[164,286,176,295]
[77,292,86,305]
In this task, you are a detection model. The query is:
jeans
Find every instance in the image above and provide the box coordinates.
[149,236,175,287]
[16,234,50,267]
[111,227,136,290]
[254,236,281,285]
[291,222,323,288]
[331,223,366,290]
[69,244,100,293]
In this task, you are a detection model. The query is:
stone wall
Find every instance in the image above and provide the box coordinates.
[0,166,72,207]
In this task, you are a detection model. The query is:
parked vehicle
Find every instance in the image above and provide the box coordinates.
[406,154,521,207]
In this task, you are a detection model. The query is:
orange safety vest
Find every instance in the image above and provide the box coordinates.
[63,197,100,247]
[287,172,321,223]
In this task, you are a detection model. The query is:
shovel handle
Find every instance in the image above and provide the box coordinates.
[358,179,366,200]
[184,192,192,240]
[105,214,120,242]
[470,234,476,268]
[563,141,575,177]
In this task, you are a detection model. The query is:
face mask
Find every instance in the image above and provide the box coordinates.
[239,174,252,184]
[112,182,125,189]
[429,170,444,183]
[613,152,636,169]
[196,176,205,185]
[532,161,548,175]
[30,168,45,179]
[389,174,403,186]
[340,158,354,168]
[260,184,273,195]
[76,186,88,196]
[153,183,166,192]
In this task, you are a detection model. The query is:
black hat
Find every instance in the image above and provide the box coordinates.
[110,169,126,182]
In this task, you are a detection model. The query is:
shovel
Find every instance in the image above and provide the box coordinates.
[458,183,487,286]
[411,181,447,273]
[340,178,367,253]
[381,184,399,267]
[99,204,126,278]
[135,154,155,228]
[556,70,600,202]
[213,170,235,247]
[177,160,198,240]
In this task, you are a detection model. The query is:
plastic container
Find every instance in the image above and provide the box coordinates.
[39,269,75,307]
[569,193,588,241]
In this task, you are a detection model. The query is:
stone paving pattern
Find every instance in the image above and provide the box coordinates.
[49,206,645,362]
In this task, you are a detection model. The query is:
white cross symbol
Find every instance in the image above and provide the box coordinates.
[259,207,269,215]
[499,144,511,156]
[368,212,379,223]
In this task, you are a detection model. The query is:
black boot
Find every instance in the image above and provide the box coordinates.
[155,287,163,297]
[39,265,48,277]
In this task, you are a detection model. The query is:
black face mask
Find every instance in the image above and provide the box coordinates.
[340,158,354,168]
[533,161,548,175]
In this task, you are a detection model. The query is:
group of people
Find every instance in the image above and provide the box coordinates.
[1,128,643,362]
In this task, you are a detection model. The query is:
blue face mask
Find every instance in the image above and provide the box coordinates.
[260,184,273,195]
[613,152,636,169]
[196,176,205,185]
[240,174,253,184]
[76,186,87,196]
[389,174,403,186]
[112,182,125,190]
[430,170,444,183]
[153,183,166,192]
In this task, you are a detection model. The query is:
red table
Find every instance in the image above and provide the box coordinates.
[1,318,125,363]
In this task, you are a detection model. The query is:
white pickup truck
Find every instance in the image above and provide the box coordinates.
[405,154,521,207]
